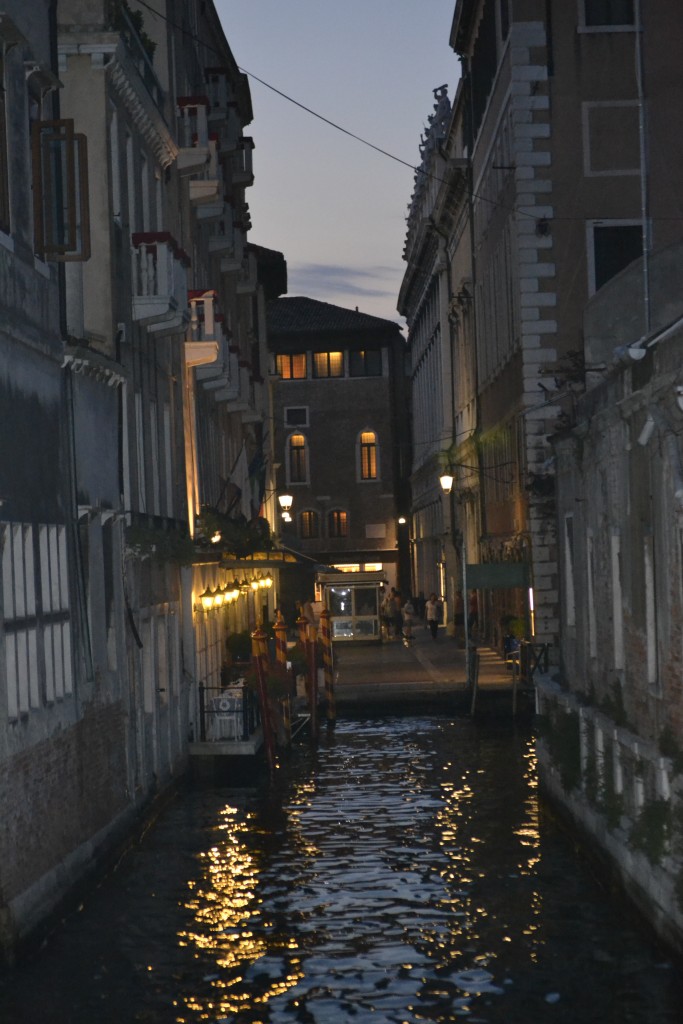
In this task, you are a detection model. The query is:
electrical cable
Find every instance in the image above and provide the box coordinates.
[133,0,683,226]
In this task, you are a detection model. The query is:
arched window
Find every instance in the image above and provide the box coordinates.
[359,430,378,480]
[328,509,348,538]
[287,433,308,484]
[299,510,319,539]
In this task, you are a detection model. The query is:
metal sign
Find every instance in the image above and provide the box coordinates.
[465,562,529,589]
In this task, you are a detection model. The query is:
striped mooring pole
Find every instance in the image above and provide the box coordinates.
[306,621,318,739]
[251,625,277,775]
[274,611,288,671]
[319,606,336,727]
[273,612,291,744]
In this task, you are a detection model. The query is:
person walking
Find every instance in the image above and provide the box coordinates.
[380,589,394,641]
[425,592,441,640]
[392,589,403,640]
[402,595,415,646]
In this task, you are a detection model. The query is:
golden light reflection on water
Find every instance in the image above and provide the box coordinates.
[426,737,544,970]
[175,803,303,1022]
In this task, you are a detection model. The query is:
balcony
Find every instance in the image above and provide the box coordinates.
[131,233,189,332]
[205,67,244,150]
[236,251,257,294]
[186,289,220,370]
[208,204,244,261]
[229,137,254,188]
[176,96,211,173]
[117,3,164,110]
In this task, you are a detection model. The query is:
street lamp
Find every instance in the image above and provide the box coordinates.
[439,472,454,495]
[278,493,293,512]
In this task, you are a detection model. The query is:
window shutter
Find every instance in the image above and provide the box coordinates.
[32,119,91,261]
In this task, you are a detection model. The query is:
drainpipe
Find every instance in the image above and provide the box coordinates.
[634,0,651,334]
[429,217,456,620]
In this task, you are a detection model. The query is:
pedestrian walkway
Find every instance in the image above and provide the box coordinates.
[332,623,524,713]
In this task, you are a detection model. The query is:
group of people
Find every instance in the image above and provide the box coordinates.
[380,588,443,645]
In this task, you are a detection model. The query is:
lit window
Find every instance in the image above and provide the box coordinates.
[584,0,634,26]
[299,510,319,539]
[288,433,308,484]
[359,431,378,480]
[276,353,307,379]
[328,509,348,538]
[313,351,344,378]
[349,349,382,377]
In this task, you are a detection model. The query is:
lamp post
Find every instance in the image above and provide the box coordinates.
[439,472,454,494]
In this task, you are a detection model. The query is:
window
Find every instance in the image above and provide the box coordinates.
[2,522,73,719]
[563,514,576,627]
[582,102,639,177]
[588,221,642,293]
[288,433,308,484]
[284,406,309,427]
[299,510,319,539]
[359,431,378,481]
[32,120,91,260]
[583,0,634,26]
[313,351,343,378]
[500,0,510,39]
[109,106,121,222]
[644,535,658,690]
[0,50,10,234]
[349,349,382,377]
[276,353,306,379]
[328,509,348,538]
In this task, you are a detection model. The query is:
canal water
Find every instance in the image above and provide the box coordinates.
[1,714,682,1023]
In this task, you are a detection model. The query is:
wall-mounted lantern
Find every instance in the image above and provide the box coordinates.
[439,472,454,495]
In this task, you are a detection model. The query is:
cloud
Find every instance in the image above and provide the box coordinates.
[288,262,400,301]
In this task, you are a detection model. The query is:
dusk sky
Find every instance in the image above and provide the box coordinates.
[216,1,460,327]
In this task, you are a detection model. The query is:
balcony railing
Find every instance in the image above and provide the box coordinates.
[176,96,211,172]
[117,3,164,109]
[229,137,254,187]
[208,205,245,261]
[204,67,241,148]
[236,251,257,294]
[189,138,221,206]
[188,289,220,342]
[131,232,189,332]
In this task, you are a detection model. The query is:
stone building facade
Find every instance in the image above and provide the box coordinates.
[402,0,683,651]
[543,247,683,953]
[0,0,280,960]
[413,0,683,950]
[266,297,410,612]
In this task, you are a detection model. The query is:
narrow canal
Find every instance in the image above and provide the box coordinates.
[2,715,682,1023]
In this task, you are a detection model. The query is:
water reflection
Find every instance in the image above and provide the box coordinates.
[1,716,681,1024]
[173,721,614,1023]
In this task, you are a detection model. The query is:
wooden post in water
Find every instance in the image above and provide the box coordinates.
[252,626,277,775]
[273,612,291,744]
[296,613,308,647]
[306,621,318,740]
[469,649,480,717]
[319,606,336,728]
